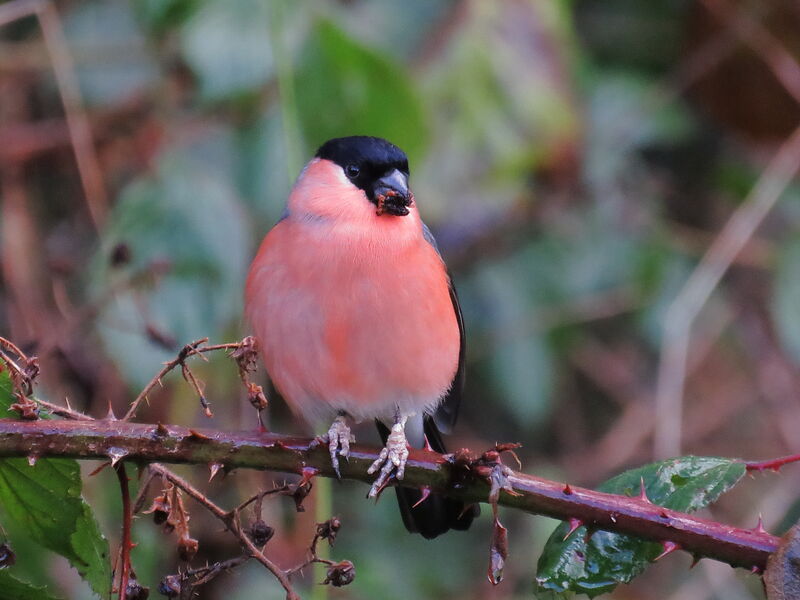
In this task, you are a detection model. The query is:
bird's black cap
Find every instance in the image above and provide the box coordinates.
[315,136,409,175]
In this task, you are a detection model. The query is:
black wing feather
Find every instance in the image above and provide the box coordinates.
[421,223,465,434]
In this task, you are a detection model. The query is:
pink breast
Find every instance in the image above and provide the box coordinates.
[245,219,460,424]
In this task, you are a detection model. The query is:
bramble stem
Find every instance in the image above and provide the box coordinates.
[0,418,778,570]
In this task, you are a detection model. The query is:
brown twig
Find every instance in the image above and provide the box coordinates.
[701,0,800,106]
[0,418,779,571]
[122,337,251,422]
[0,0,108,229]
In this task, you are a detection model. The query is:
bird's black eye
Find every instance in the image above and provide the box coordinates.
[345,164,360,179]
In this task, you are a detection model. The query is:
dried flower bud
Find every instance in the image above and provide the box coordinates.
[316,517,341,547]
[322,560,355,587]
[248,520,274,547]
[10,396,39,420]
[144,494,170,525]
[291,481,313,512]
[231,336,259,377]
[126,579,149,600]
[247,383,268,411]
[178,536,199,562]
[0,543,16,568]
[483,450,500,463]
[158,575,181,597]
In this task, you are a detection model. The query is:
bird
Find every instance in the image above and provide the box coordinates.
[245,135,476,538]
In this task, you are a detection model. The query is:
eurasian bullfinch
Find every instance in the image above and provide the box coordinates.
[245,136,476,538]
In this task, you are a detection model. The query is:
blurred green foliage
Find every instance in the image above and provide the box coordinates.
[2,0,800,598]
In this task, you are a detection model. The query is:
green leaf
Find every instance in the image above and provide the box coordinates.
[0,570,63,600]
[294,18,428,163]
[774,238,800,364]
[0,372,111,597]
[536,456,746,597]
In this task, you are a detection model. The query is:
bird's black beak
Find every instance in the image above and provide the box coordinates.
[373,169,412,216]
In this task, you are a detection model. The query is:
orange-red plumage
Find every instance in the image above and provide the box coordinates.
[245,137,476,537]
[245,158,459,425]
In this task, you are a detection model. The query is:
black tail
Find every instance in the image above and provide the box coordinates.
[376,417,478,539]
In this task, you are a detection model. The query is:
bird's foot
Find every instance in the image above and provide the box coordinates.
[312,415,353,479]
[367,419,409,498]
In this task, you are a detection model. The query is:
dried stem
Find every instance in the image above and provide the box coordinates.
[148,464,300,600]
[0,418,779,571]
[0,0,108,228]
[122,337,250,422]
[114,464,132,600]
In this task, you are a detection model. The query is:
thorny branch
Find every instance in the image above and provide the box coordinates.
[0,334,787,596]
[0,418,780,572]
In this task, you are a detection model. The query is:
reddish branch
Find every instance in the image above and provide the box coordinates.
[746,453,800,473]
[0,418,779,570]
[114,464,132,600]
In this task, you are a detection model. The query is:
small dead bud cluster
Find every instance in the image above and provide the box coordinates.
[453,442,522,587]
[125,578,150,600]
[248,519,274,547]
[231,337,268,424]
[0,339,42,419]
[291,480,313,512]
[322,560,355,587]
[144,484,198,562]
[158,574,183,598]
[247,382,268,411]
[230,336,259,385]
[315,517,342,547]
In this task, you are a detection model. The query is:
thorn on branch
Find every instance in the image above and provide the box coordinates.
[654,540,680,562]
[745,453,800,473]
[488,517,508,585]
[208,462,224,482]
[563,518,584,541]
[412,486,432,508]
[638,477,652,504]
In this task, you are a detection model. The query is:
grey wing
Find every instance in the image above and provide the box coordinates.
[422,223,465,434]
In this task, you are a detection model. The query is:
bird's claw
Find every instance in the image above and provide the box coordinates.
[314,415,353,479]
[367,421,409,498]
